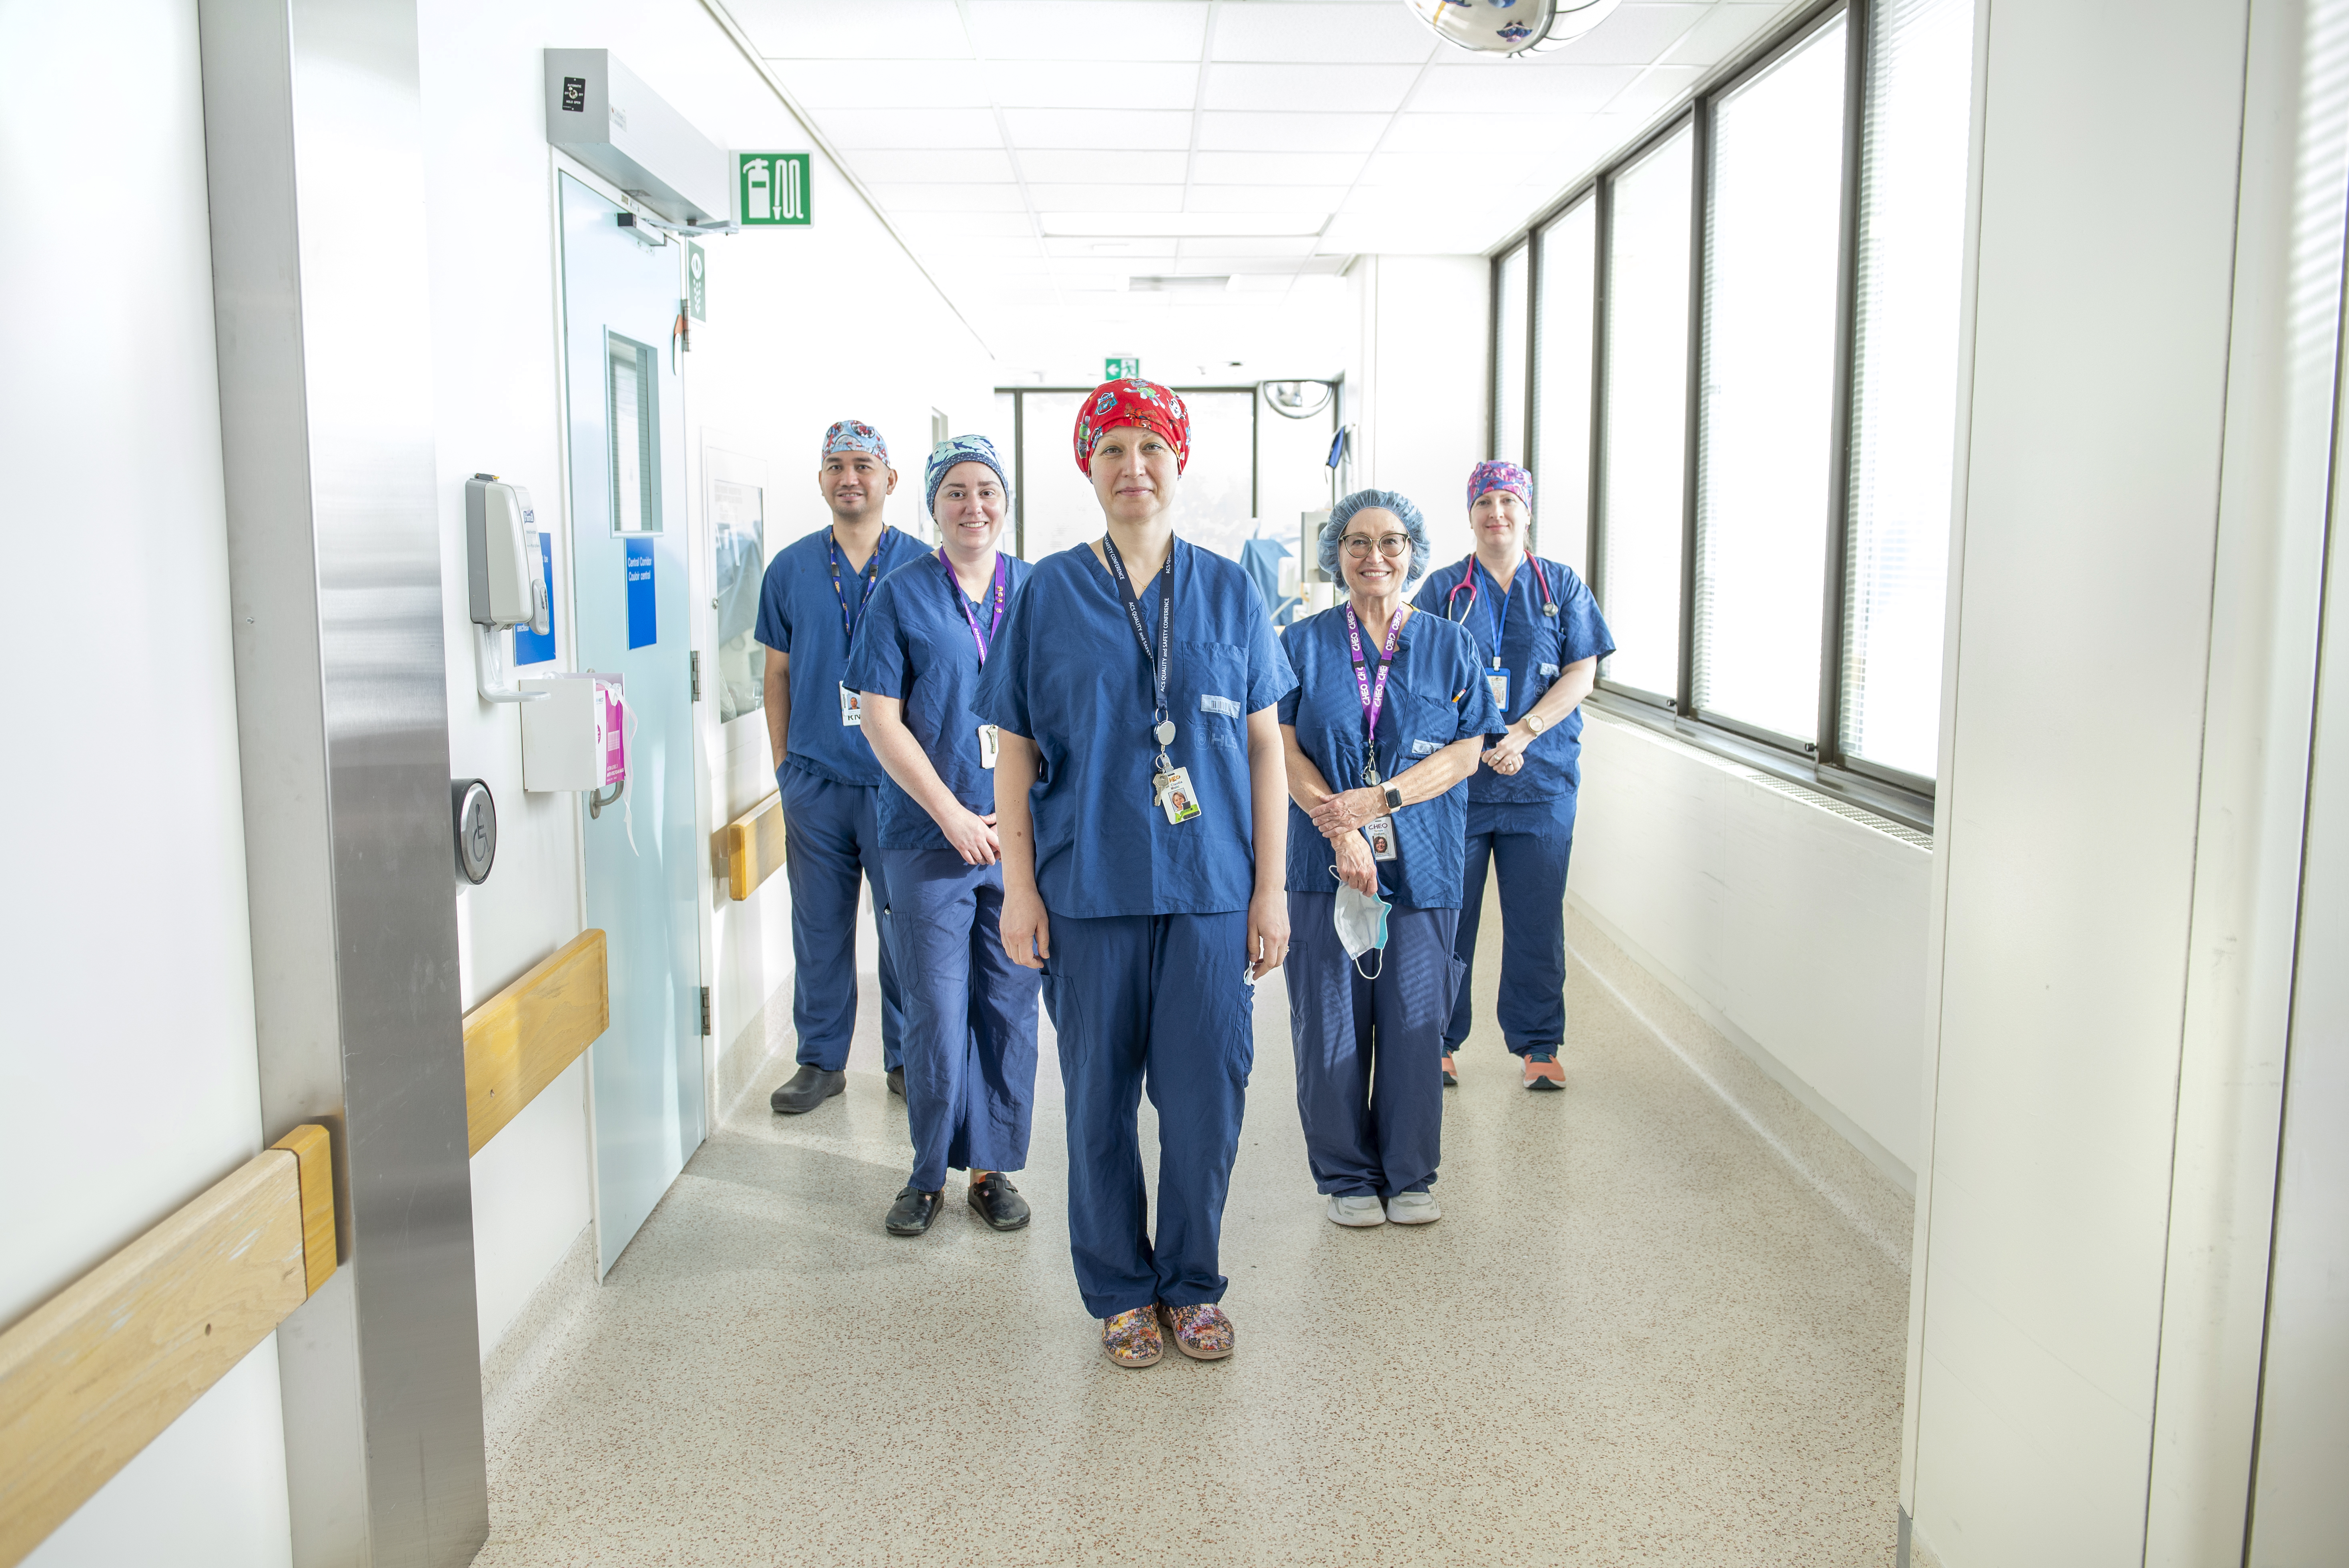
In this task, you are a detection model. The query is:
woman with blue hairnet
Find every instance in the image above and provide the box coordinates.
[1279,489,1505,1226]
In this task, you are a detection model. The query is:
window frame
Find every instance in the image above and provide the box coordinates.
[1489,0,1934,832]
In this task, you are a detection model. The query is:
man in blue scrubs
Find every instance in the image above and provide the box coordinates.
[974,379,1295,1369]
[846,436,1041,1236]
[756,420,925,1113]
[1412,461,1614,1091]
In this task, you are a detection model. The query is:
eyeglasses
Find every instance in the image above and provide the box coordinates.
[1341,533,1411,560]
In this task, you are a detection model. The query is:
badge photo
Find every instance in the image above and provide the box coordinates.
[838,683,863,727]
[1486,669,1511,711]
[1364,815,1399,862]
[1156,765,1202,825]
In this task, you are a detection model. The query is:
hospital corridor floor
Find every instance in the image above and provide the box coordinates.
[472,909,1909,1568]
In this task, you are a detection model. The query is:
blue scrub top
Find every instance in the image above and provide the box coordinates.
[1413,554,1614,816]
[1278,606,1504,909]
[754,523,927,786]
[842,550,1034,853]
[972,538,1296,920]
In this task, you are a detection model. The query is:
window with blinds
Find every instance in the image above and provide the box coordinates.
[1533,198,1597,578]
[1493,241,1529,465]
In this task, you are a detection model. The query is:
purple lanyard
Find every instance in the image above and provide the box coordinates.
[937,548,1008,663]
[828,528,892,639]
[1345,604,1405,784]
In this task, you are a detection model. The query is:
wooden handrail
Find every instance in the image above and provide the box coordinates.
[461,928,609,1155]
[0,1126,336,1568]
[719,791,785,901]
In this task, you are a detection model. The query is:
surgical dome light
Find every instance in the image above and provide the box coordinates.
[1403,0,1623,55]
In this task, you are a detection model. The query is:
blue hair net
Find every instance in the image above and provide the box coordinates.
[1321,489,1432,589]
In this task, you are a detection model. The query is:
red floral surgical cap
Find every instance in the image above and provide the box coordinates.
[1072,378,1191,475]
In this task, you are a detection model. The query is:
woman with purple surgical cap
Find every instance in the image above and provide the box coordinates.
[1412,460,1613,1093]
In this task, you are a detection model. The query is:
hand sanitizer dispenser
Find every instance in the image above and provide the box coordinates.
[467,473,551,703]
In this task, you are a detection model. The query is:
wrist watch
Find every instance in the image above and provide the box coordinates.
[1523,713,1547,736]
[1382,784,1403,810]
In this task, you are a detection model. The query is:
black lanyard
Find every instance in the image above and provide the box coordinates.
[828,527,892,639]
[1101,534,1176,767]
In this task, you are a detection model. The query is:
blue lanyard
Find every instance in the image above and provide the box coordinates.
[828,527,893,639]
[1479,563,1510,667]
[936,548,1007,663]
[1444,555,1555,668]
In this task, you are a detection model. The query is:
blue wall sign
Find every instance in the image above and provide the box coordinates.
[515,531,558,665]
[625,537,656,649]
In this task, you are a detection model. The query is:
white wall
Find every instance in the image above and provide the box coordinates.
[1350,253,1489,566]
[1569,716,1930,1186]
[414,0,997,1357]
[0,2,292,1563]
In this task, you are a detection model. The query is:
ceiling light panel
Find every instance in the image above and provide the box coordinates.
[1017,148,1191,183]
[989,60,1199,109]
[1408,63,1640,113]
[1379,113,1577,153]
[911,234,1048,256]
[964,0,1211,60]
[1185,184,1352,212]
[1003,108,1195,150]
[1174,236,1321,258]
[1209,2,1437,64]
[1043,237,1179,257]
[774,58,993,108]
[1533,2,1708,66]
[815,108,1003,149]
[889,208,1038,236]
[1202,62,1423,113]
[1040,212,1326,237]
[1189,150,1369,184]
[1026,184,1187,212]
[1195,111,1390,154]
[736,0,970,57]
[867,181,1030,212]
[841,149,1017,182]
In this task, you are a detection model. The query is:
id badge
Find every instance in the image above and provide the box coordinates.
[1486,668,1512,711]
[977,723,999,769]
[838,683,863,727]
[1154,766,1202,825]
[1363,815,1399,862]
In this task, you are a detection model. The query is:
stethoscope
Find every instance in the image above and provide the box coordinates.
[1442,555,1558,631]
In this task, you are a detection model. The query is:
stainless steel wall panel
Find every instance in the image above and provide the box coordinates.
[198,0,489,1563]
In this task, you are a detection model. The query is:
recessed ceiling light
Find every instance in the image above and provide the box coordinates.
[1039,213,1328,238]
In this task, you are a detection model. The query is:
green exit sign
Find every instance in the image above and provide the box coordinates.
[737,152,810,226]
[1105,355,1139,380]
[686,241,707,321]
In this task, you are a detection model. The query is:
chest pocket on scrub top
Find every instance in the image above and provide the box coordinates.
[1387,689,1462,773]
[1178,640,1250,751]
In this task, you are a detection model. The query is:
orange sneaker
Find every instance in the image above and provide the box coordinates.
[1440,1052,1458,1087]
[1523,1052,1565,1091]
[1101,1306,1162,1368]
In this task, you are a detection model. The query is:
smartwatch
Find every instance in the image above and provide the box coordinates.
[1382,784,1403,810]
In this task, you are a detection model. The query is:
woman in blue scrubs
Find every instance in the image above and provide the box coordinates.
[1411,461,1614,1091]
[973,379,1294,1369]
[1281,490,1503,1227]
[848,437,1040,1238]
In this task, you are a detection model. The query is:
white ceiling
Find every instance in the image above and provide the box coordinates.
[722,0,1798,378]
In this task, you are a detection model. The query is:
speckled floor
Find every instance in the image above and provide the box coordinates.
[473,900,1910,1567]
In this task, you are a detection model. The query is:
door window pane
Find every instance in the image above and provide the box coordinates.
[1494,242,1529,465]
[1534,199,1596,577]
[1692,16,1848,743]
[1597,126,1694,700]
[1842,0,1972,779]
[607,332,661,533]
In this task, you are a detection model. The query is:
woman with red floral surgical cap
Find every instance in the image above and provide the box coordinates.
[972,379,1296,1369]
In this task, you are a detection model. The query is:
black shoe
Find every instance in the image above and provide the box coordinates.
[770,1065,846,1115]
[886,1065,905,1098]
[967,1173,1032,1232]
[885,1184,944,1235]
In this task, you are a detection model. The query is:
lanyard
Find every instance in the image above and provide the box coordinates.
[1100,534,1177,766]
[1344,604,1405,786]
[1445,554,1557,668]
[828,527,893,639]
[936,547,1008,663]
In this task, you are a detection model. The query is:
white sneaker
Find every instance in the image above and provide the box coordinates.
[1385,1190,1441,1225]
[1327,1193,1387,1228]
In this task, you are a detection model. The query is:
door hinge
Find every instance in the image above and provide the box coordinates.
[699,986,712,1037]
[689,651,702,702]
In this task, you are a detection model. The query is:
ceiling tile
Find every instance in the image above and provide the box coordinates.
[1174,236,1321,259]
[1668,2,1797,67]
[889,209,1038,236]
[772,58,993,108]
[1354,150,1479,186]
[1531,2,1708,66]
[1210,3,1435,64]
[1317,212,1491,254]
[1026,184,1187,212]
[1603,63,1705,118]
[965,1,1211,59]
[1378,112,1577,153]
[1407,63,1639,113]
[1044,236,1179,259]
[736,0,972,57]
[844,148,1018,182]
[865,181,1028,212]
[1003,107,1194,150]
[1017,148,1190,182]
[1196,110,1389,154]
[816,108,1003,149]
[1185,184,1351,212]
[1189,150,1368,184]
[901,232,1047,256]
[989,60,1200,109]
[1201,62,1422,113]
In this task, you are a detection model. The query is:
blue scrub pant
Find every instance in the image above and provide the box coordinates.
[1044,911,1254,1319]
[1446,797,1577,1057]
[1285,894,1461,1198]
[884,848,1040,1191]
[778,761,903,1072]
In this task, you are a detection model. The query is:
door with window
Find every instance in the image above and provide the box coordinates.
[558,171,704,1275]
